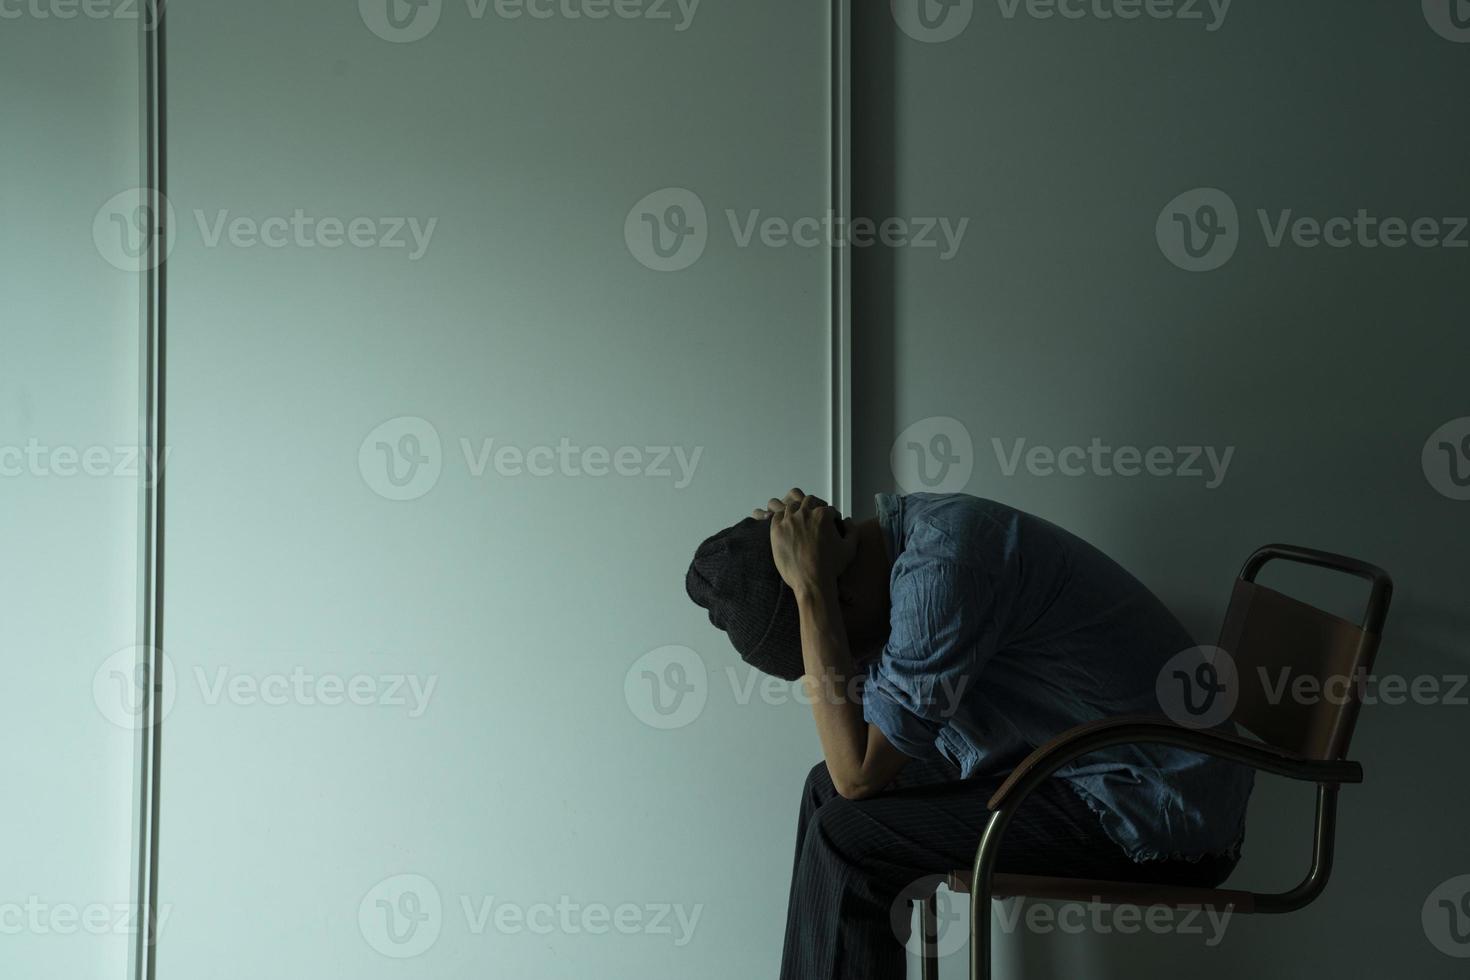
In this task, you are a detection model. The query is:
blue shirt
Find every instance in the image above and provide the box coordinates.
[863,493,1252,862]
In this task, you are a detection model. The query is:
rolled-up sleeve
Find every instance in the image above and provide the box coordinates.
[863,555,998,760]
[862,670,944,761]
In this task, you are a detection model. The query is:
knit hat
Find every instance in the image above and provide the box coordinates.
[685,517,804,681]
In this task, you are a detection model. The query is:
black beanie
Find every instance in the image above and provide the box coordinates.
[685,517,804,681]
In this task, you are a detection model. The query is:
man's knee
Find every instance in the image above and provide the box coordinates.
[803,761,836,805]
[807,794,873,867]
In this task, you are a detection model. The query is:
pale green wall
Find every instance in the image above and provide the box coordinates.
[154,2,836,979]
[854,2,1470,977]
[0,10,142,980]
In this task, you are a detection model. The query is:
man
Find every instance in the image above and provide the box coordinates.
[685,489,1252,980]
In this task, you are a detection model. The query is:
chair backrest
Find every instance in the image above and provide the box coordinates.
[1215,545,1394,761]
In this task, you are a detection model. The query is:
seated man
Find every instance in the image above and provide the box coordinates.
[685,489,1252,980]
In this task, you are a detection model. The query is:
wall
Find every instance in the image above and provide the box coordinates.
[154,2,837,978]
[0,10,143,979]
[854,1,1470,976]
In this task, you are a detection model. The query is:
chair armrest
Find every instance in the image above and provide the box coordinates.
[987,715,1363,812]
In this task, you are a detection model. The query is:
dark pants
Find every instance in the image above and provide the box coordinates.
[779,758,1237,980]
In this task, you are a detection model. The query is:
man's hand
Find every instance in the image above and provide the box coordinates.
[754,488,856,598]
[752,486,833,522]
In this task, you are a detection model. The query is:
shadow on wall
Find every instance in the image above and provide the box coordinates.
[850,2,897,519]
[848,5,1469,976]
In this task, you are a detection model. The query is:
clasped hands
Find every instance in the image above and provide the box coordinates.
[753,488,857,600]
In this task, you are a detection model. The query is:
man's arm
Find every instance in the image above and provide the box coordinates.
[792,580,910,800]
[766,490,909,800]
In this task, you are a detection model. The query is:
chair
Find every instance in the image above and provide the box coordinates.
[912,543,1394,980]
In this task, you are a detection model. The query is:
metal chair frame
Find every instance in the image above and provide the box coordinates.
[913,544,1394,980]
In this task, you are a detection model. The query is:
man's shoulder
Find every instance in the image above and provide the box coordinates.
[898,492,1018,526]
[897,494,1028,557]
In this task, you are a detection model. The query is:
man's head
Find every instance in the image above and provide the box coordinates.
[684,494,892,681]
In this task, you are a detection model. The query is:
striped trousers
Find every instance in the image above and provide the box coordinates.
[778,758,1236,980]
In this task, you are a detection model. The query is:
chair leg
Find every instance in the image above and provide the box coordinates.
[920,894,940,980]
[970,888,991,980]
[970,811,1006,980]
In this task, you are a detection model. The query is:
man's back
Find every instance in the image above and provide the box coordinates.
[863,492,1254,862]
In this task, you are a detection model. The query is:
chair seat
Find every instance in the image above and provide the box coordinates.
[941,872,1257,914]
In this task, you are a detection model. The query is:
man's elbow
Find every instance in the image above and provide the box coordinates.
[832,772,880,801]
